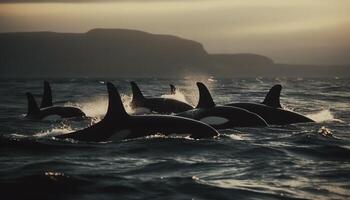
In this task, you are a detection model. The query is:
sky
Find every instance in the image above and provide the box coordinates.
[0,0,349,65]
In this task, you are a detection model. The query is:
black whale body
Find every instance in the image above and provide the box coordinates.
[130,81,193,114]
[57,82,219,142]
[25,81,85,120]
[226,84,314,125]
[176,82,268,129]
[26,93,85,120]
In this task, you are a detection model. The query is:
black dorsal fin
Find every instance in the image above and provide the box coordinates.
[26,92,40,115]
[130,81,145,102]
[170,84,176,95]
[196,82,215,108]
[104,82,128,121]
[40,80,53,108]
[262,84,282,108]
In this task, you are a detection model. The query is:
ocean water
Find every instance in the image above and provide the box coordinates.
[0,77,349,200]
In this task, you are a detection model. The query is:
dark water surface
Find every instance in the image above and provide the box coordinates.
[1,77,349,200]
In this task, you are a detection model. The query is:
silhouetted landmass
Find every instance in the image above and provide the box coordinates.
[208,54,349,77]
[0,29,348,77]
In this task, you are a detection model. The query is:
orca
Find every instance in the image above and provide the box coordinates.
[57,82,219,142]
[225,84,314,125]
[40,81,53,108]
[176,82,268,129]
[25,81,86,119]
[130,81,193,114]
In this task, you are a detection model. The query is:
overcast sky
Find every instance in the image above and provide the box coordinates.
[0,0,349,65]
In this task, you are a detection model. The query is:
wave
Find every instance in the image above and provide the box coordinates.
[286,144,350,161]
[0,172,305,200]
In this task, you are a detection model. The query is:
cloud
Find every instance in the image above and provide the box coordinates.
[0,0,187,3]
[0,0,349,64]
[0,0,114,2]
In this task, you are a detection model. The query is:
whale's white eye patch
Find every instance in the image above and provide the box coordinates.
[200,116,229,125]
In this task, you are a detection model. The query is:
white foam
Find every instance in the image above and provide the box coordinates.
[208,76,217,82]
[34,124,75,137]
[307,109,343,123]
[282,104,295,111]
[229,134,245,140]
[121,94,136,114]
[318,126,334,137]
[65,97,107,119]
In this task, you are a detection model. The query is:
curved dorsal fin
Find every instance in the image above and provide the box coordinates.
[262,84,282,108]
[40,80,53,108]
[104,82,128,121]
[170,84,176,95]
[26,92,40,115]
[196,82,215,108]
[130,81,145,103]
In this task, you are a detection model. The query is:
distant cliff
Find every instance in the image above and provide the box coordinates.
[210,53,273,66]
[1,28,346,77]
[0,29,211,77]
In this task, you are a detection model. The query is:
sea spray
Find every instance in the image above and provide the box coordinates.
[34,124,74,137]
[161,90,191,105]
[307,109,343,123]
[65,97,108,119]
[65,94,140,119]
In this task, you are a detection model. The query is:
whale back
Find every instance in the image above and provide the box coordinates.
[196,82,215,109]
[262,84,282,108]
[40,80,53,108]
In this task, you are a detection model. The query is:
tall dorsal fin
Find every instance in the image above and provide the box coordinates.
[196,82,215,108]
[170,84,176,95]
[130,81,145,102]
[26,92,40,115]
[104,82,129,121]
[40,80,53,108]
[262,84,282,108]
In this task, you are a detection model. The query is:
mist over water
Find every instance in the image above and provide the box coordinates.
[1,77,350,200]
